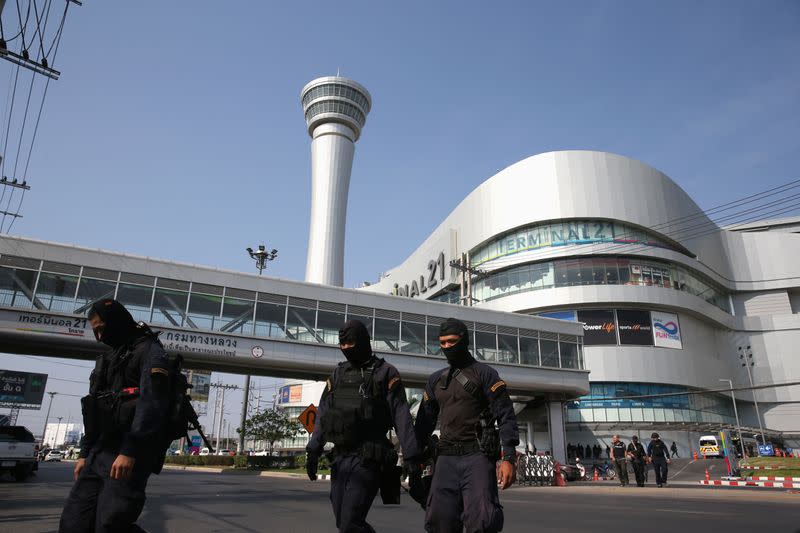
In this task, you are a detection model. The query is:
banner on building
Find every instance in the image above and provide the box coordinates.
[616,310,653,346]
[278,384,303,405]
[183,370,211,403]
[576,310,617,345]
[0,370,48,409]
[651,311,682,349]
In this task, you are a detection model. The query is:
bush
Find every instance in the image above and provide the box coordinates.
[164,455,235,467]
[296,453,330,470]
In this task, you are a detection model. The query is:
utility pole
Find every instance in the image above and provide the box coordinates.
[738,345,766,447]
[55,417,64,448]
[719,378,745,458]
[210,383,238,453]
[449,252,487,306]
[41,392,57,446]
[239,244,278,454]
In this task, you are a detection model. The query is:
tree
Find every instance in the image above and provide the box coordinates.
[238,408,303,455]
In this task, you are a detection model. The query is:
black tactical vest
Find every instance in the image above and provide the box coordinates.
[322,359,392,449]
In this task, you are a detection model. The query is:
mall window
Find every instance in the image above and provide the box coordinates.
[519,335,540,366]
[286,299,318,343]
[316,302,346,345]
[255,295,287,339]
[540,338,559,368]
[0,265,38,308]
[219,289,255,334]
[400,316,426,354]
[474,326,498,362]
[471,256,730,313]
[34,272,78,313]
[186,286,223,331]
[151,287,189,327]
[373,312,400,352]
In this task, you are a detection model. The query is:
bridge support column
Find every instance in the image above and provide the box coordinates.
[547,400,567,463]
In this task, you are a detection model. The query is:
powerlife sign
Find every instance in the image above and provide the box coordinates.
[0,370,48,409]
[651,311,682,349]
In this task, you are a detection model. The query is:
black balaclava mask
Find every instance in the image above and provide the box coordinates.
[88,299,138,349]
[439,318,472,368]
[338,320,373,367]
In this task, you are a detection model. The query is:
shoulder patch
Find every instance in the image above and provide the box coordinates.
[490,380,506,393]
[388,376,400,391]
[150,367,169,376]
[423,390,429,402]
[326,378,332,392]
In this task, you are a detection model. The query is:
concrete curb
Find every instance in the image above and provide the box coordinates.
[258,471,332,481]
[162,465,258,474]
[747,476,800,482]
[739,465,797,471]
[699,480,800,488]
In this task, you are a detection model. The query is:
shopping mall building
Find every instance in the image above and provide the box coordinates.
[359,150,800,454]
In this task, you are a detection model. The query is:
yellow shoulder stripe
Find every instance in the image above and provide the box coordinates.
[490,380,506,392]
[150,368,169,376]
[423,390,429,402]
[388,376,400,390]
[326,378,332,391]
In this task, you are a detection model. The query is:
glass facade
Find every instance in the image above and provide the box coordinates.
[433,256,730,312]
[301,83,371,113]
[566,383,736,424]
[0,254,582,371]
[304,100,366,128]
[471,219,686,267]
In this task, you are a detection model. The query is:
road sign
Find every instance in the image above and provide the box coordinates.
[298,404,317,434]
[758,443,775,457]
[0,370,48,409]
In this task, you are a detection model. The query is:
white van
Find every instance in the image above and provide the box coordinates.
[699,435,722,457]
[199,447,210,456]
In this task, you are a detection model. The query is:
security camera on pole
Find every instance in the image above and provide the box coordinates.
[238,244,278,454]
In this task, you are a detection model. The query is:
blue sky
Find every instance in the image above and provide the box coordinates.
[2,1,799,433]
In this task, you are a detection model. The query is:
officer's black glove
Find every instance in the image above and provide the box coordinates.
[306,451,319,481]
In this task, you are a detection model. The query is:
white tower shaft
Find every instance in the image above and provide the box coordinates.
[306,123,356,286]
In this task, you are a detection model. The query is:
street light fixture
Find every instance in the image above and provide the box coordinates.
[246,245,278,276]
[719,378,745,458]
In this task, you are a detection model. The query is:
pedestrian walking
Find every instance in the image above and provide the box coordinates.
[670,441,678,458]
[306,320,421,532]
[59,300,172,533]
[414,318,519,533]
[626,436,646,487]
[647,432,671,487]
[610,435,629,486]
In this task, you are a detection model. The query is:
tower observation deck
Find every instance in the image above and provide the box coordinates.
[301,76,372,287]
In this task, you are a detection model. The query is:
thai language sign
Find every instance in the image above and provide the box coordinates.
[0,370,48,409]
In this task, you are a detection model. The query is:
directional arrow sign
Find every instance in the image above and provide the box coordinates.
[298,404,318,434]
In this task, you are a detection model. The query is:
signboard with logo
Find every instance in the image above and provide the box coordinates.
[651,311,682,349]
[278,384,303,405]
[0,370,48,409]
[576,310,617,345]
[616,310,653,346]
[758,443,775,457]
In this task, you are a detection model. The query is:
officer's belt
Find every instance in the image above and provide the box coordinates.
[437,440,482,456]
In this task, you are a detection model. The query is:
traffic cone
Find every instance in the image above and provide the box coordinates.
[593,467,599,481]
[693,451,698,461]
[705,468,710,482]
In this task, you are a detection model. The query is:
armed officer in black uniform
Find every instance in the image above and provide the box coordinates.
[306,320,421,533]
[60,299,171,533]
[415,318,520,533]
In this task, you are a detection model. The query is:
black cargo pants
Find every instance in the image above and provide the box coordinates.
[652,458,669,486]
[59,448,151,533]
[630,458,645,486]
[425,452,503,533]
[330,454,382,533]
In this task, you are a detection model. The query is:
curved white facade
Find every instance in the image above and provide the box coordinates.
[363,151,800,449]
[301,76,372,286]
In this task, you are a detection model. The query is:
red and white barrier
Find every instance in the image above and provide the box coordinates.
[746,476,800,482]
[700,479,800,488]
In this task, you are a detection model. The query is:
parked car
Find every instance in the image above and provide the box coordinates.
[44,450,63,462]
[0,426,39,481]
[216,449,232,456]
[199,447,210,456]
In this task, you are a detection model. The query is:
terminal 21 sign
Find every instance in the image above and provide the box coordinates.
[392,252,446,298]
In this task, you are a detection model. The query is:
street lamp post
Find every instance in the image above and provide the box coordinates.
[719,378,745,458]
[238,245,278,454]
[40,391,57,446]
[55,416,64,448]
[738,345,766,447]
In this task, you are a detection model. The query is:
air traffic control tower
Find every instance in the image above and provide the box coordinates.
[301,76,372,287]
